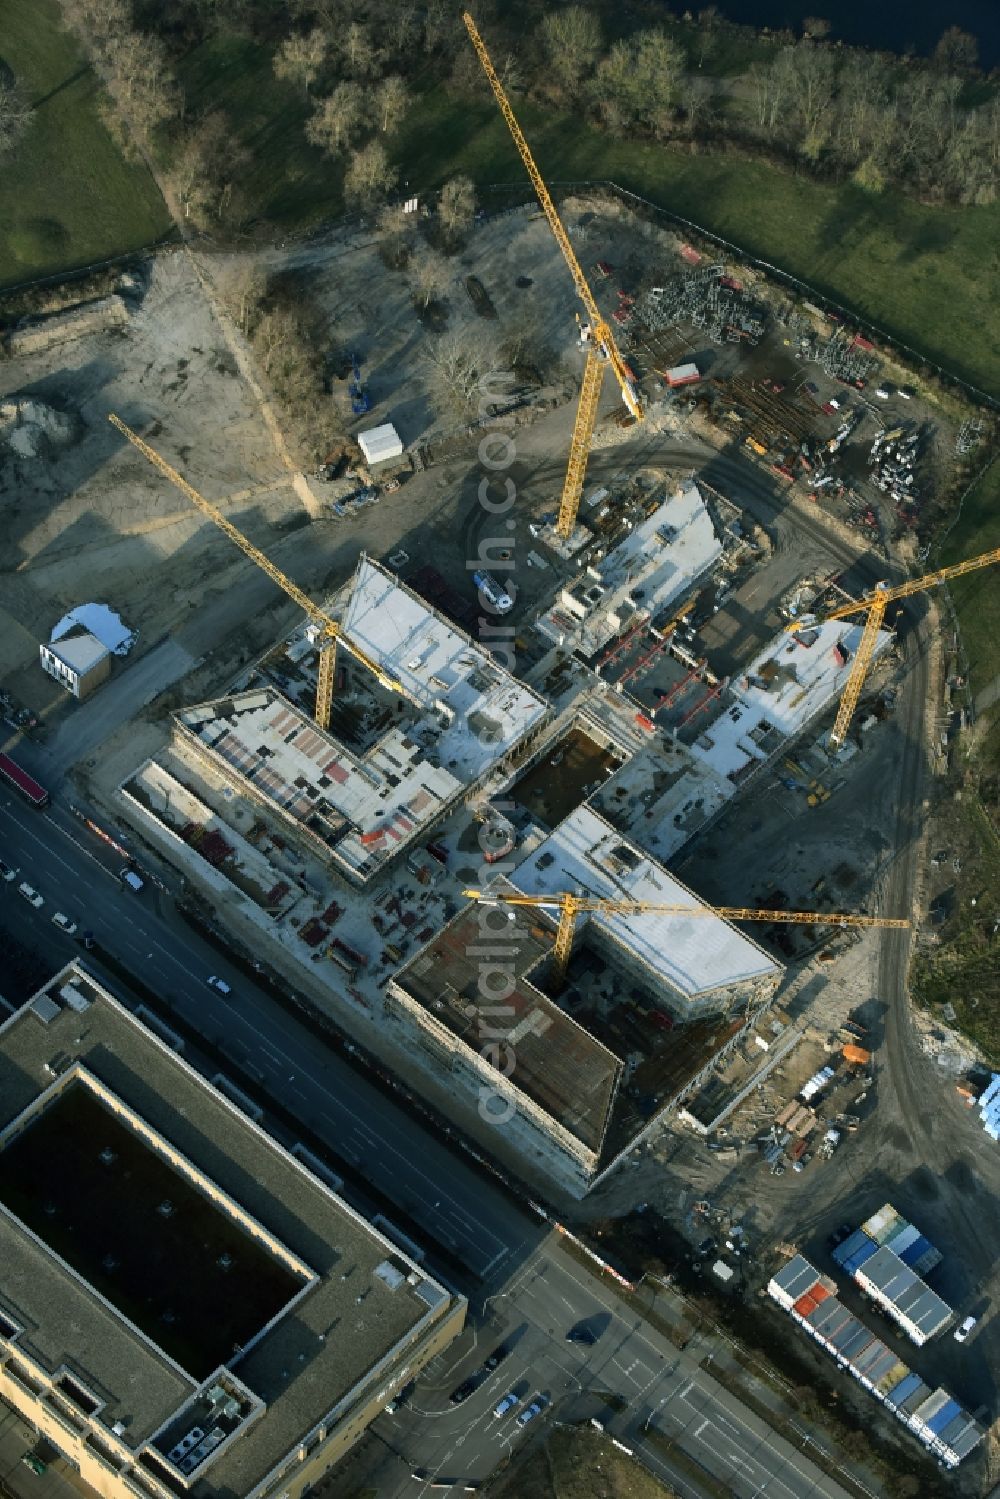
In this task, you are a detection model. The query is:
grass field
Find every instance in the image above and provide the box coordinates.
[912,711,1000,1067]
[939,460,1000,698]
[0,0,171,287]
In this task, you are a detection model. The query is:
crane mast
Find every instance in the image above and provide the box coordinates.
[108,415,402,725]
[791,546,1000,747]
[462,11,642,539]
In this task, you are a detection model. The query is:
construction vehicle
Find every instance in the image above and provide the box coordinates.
[463,12,642,541]
[108,415,404,729]
[783,758,830,807]
[462,887,908,989]
[790,546,1000,748]
[348,354,370,415]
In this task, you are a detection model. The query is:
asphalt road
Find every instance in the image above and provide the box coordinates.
[365,1240,853,1499]
[0,794,535,1283]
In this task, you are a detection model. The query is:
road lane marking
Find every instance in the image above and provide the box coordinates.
[1,803,516,1264]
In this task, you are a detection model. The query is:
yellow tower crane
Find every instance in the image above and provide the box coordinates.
[462,12,643,540]
[463,887,908,989]
[789,546,1000,749]
[108,414,403,727]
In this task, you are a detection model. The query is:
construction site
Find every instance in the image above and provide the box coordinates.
[2,11,999,1495]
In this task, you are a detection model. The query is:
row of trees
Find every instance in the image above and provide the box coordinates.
[523,7,998,204]
[54,0,998,229]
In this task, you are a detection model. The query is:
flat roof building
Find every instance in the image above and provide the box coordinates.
[384,843,781,1198]
[513,805,781,1014]
[40,628,110,700]
[0,964,465,1499]
[689,617,892,785]
[537,481,722,658]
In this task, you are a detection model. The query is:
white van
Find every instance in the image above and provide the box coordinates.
[120,868,144,892]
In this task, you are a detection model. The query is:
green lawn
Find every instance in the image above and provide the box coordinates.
[940,461,1000,698]
[0,0,171,287]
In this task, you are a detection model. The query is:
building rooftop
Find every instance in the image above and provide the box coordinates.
[512,805,780,1001]
[44,626,109,675]
[178,688,461,880]
[978,1073,1000,1141]
[51,601,135,657]
[339,557,548,782]
[537,482,722,657]
[690,618,891,781]
[393,893,621,1153]
[0,965,458,1498]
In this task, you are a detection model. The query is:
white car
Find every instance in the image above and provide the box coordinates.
[52,912,78,935]
[207,976,232,995]
[18,882,43,909]
[954,1316,977,1343]
[0,860,18,882]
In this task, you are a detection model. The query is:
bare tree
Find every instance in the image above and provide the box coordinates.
[423,0,451,54]
[0,76,32,159]
[538,5,602,96]
[852,156,886,193]
[338,20,380,78]
[695,5,721,70]
[169,111,249,226]
[408,247,450,308]
[343,138,397,208]
[677,75,717,138]
[592,30,683,138]
[306,82,367,157]
[437,174,476,247]
[222,262,267,334]
[100,32,182,158]
[422,328,499,418]
[375,203,415,266]
[375,75,409,133]
[802,17,831,41]
[933,27,979,72]
[782,42,837,159]
[273,28,328,95]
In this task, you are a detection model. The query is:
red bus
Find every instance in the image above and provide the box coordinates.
[0,753,49,809]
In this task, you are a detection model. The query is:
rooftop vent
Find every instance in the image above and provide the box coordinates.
[374,1260,405,1291]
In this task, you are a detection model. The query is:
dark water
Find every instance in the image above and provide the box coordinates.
[687,0,1000,69]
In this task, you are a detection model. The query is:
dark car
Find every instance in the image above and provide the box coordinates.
[483,1344,510,1371]
[449,1379,477,1404]
[566,1323,597,1345]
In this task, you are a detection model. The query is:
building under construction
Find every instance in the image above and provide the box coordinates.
[385,821,781,1198]
[172,556,549,886]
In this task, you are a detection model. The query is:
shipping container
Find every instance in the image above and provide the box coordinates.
[665,362,700,388]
